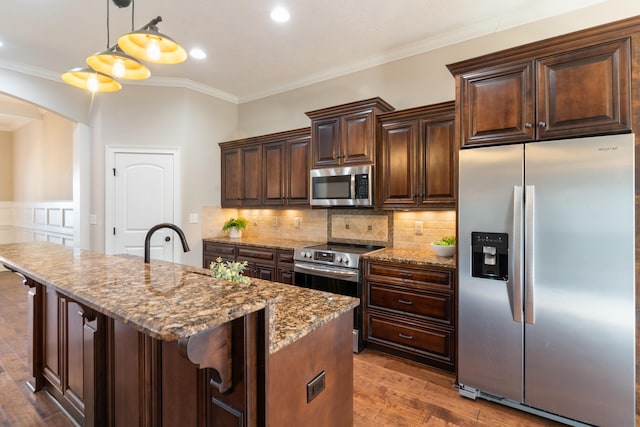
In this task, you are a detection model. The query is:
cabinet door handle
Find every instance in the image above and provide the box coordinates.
[538,121,546,128]
[78,310,84,317]
[399,272,413,278]
[398,298,413,305]
[398,333,413,340]
[525,122,533,128]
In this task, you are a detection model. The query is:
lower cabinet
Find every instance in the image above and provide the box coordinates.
[39,282,104,424]
[203,240,295,285]
[363,260,456,372]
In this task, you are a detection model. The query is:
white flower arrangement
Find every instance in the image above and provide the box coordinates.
[210,257,251,286]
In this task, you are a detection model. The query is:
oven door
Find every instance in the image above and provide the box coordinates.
[293,261,363,352]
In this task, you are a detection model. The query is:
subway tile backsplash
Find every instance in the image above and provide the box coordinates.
[202,206,455,250]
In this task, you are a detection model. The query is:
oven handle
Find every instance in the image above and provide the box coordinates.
[294,262,359,282]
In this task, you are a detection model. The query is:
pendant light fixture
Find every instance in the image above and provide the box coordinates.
[61,0,184,93]
[117,16,187,64]
[86,0,150,80]
[61,67,122,92]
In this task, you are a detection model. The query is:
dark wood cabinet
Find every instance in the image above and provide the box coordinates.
[263,131,311,207]
[377,102,456,209]
[363,260,456,372]
[276,250,295,285]
[40,288,104,424]
[220,128,310,208]
[203,241,236,268]
[306,97,394,168]
[220,144,262,207]
[237,246,277,281]
[449,33,631,147]
[203,241,295,284]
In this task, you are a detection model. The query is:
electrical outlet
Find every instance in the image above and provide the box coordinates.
[345,223,350,230]
[294,217,301,228]
[273,217,279,226]
[189,213,199,224]
[306,371,326,403]
[367,224,372,231]
[414,221,423,235]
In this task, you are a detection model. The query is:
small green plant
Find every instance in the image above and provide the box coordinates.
[434,235,456,246]
[210,257,251,286]
[222,217,248,232]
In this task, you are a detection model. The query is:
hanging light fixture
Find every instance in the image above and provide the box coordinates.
[61,0,185,92]
[117,16,187,64]
[87,45,151,80]
[61,67,122,92]
[86,0,150,80]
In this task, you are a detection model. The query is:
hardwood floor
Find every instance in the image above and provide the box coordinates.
[0,271,634,426]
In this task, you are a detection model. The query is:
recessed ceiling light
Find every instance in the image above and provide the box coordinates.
[189,48,207,60]
[270,6,290,23]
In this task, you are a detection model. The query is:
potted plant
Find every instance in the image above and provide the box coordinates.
[431,235,456,257]
[222,217,248,238]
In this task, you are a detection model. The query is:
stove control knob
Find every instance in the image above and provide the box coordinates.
[304,251,313,259]
[342,258,350,265]
[335,255,344,263]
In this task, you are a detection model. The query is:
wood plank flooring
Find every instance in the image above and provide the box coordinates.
[0,271,635,426]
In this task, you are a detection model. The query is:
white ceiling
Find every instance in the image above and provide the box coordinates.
[0,0,607,128]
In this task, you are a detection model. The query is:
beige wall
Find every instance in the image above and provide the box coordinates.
[94,85,238,266]
[12,111,73,201]
[0,132,12,200]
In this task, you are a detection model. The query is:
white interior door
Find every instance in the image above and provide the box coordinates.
[111,151,176,262]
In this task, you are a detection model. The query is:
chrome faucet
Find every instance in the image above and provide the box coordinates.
[144,223,190,263]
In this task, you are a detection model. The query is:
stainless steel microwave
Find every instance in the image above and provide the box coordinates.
[310,165,373,207]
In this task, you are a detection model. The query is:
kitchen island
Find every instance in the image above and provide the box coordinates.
[0,242,358,427]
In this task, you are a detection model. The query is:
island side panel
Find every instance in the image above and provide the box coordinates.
[267,310,354,427]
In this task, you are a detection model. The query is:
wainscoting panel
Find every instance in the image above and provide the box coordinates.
[1,201,74,247]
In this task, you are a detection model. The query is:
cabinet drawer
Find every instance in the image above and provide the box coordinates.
[368,283,453,325]
[366,313,454,366]
[276,250,294,264]
[203,242,236,256]
[237,247,275,263]
[366,262,453,290]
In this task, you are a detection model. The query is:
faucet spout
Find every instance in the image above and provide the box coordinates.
[144,223,191,263]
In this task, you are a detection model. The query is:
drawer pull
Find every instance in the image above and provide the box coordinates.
[399,272,413,278]
[398,333,413,340]
[397,299,413,305]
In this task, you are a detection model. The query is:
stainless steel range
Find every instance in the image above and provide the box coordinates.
[293,242,383,352]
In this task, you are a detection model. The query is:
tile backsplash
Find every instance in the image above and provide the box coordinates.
[202,206,455,250]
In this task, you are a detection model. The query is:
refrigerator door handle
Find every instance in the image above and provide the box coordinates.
[525,185,535,324]
[512,185,524,323]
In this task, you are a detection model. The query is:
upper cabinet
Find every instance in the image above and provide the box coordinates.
[306,97,394,168]
[220,128,310,208]
[377,102,456,209]
[221,143,262,207]
[447,23,632,148]
[262,131,311,207]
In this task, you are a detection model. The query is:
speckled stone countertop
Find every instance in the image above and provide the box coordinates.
[363,247,457,269]
[0,242,358,354]
[203,236,324,250]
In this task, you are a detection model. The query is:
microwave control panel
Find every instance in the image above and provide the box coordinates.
[354,174,369,199]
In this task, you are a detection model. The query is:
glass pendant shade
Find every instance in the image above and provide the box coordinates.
[117,17,187,64]
[86,45,151,80]
[61,67,122,92]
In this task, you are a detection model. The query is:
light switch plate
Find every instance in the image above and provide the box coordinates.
[189,213,199,224]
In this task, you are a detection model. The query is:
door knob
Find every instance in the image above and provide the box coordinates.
[165,236,171,242]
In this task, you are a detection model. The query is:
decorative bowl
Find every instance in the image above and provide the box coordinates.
[431,243,456,258]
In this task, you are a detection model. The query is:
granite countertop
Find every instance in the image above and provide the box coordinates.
[364,247,457,269]
[203,236,324,251]
[0,242,358,354]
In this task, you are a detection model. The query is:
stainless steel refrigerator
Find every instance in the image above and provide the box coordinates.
[457,134,636,427]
